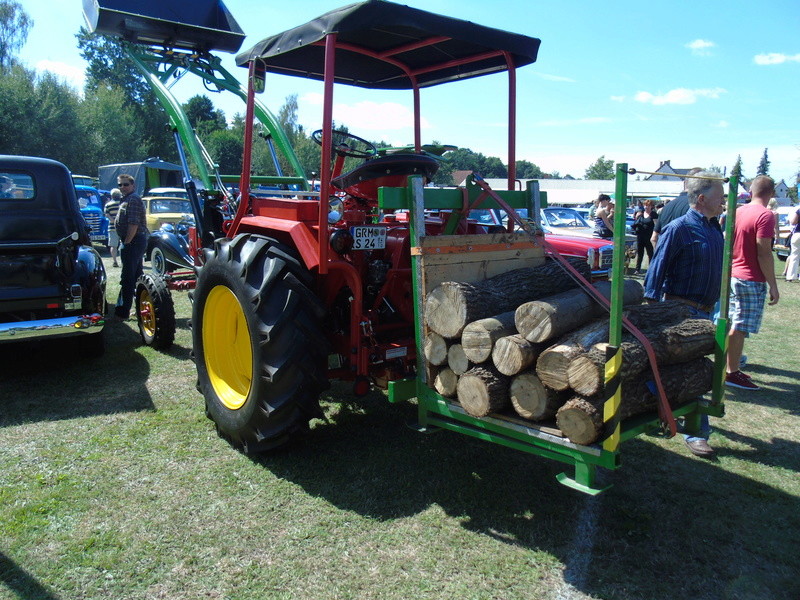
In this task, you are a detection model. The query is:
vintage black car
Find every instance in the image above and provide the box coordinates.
[0,156,107,354]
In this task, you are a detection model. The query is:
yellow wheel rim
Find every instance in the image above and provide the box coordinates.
[138,289,157,339]
[203,286,253,410]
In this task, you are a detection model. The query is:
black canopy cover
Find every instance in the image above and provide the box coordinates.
[235,0,541,89]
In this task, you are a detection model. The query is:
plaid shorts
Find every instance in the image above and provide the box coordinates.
[728,277,767,334]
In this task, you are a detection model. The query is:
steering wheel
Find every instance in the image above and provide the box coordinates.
[311,129,377,159]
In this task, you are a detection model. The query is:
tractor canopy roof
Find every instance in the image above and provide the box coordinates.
[235,0,541,89]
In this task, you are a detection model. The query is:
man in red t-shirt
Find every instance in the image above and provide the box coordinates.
[725,176,780,390]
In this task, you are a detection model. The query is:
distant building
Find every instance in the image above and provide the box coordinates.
[645,160,696,181]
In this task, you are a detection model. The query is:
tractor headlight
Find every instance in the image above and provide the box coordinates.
[328,197,344,224]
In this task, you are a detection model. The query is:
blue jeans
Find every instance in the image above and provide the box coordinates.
[115,234,146,318]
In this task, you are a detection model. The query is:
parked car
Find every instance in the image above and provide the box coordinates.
[143,195,194,232]
[71,174,97,187]
[470,208,631,279]
[1,155,107,355]
[75,185,109,246]
[145,187,189,199]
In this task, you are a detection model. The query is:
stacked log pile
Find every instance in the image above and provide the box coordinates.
[423,263,717,445]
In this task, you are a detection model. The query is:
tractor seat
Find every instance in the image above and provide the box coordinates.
[331,153,440,195]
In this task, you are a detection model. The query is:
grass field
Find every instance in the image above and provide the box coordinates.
[1,250,798,600]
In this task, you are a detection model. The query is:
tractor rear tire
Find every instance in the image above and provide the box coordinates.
[192,234,329,453]
[135,273,176,349]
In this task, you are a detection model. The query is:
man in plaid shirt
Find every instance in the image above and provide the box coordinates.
[112,174,147,321]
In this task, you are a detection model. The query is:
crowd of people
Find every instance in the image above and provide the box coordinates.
[584,173,793,458]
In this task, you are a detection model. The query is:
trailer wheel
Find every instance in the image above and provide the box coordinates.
[150,243,168,276]
[193,234,329,453]
[135,272,176,349]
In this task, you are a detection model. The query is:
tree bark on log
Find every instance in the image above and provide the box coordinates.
[556,357,714,444]
[510,371,568,420]
[515,279,643,344]
[492,334,548,376]
[535,319,609,391]
[433,367,459,398]
[566,318,715,397]
[424,257,591,338]
[456,365,510,417]
[622,300,691,329]
[447,343,472,375]
[424,331,448,366]
[461,311,517,363]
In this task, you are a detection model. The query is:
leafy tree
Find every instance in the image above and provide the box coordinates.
[0,0,32,69]
[515,159,546,179]
[584,155,615,180]
[204,129,243,176]
[0,63,37,154]
[445,147,507,178]
[184,94,226,136]
[31,71,82,165]
[77,28,174,162]
[76,84,143,174]
[757,148,770,176]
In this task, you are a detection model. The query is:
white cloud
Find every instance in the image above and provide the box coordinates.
[298,93,427,131]
[35,60,85,90]
[685,39,715,56]
[536,73,576,83]
[634,87,726,105]
[753,53,800,65]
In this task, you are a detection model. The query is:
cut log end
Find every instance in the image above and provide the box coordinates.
[456,366,510,417]
[510,372,566,421]
[433,367,458,398]
[556,398,604,445]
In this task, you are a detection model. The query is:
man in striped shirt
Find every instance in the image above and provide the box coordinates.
[643,171,726,457]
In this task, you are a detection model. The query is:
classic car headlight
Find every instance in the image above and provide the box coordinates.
[161,223,175,234]
[586,247,596,268]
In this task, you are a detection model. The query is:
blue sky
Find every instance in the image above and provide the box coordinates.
[17,0,800,184]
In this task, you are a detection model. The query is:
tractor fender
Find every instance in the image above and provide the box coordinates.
[235,216,320,271]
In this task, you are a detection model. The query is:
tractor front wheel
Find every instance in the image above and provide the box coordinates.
[135,273,176,349]
[192,234,329,453]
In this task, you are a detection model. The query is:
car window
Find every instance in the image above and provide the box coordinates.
[541,208,588,227]
[0,172,34,200]
[468,209,501,225]
[76,189,102,209]
[151,199,193,214]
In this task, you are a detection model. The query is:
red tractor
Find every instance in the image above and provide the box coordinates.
[86,0,542,450]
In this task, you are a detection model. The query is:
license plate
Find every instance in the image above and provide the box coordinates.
[351,226,386,250]
[91,235,105,241]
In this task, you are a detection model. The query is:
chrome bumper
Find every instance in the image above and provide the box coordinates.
[0,314,105,342]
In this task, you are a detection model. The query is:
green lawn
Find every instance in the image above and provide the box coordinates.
[1,252,798,600]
